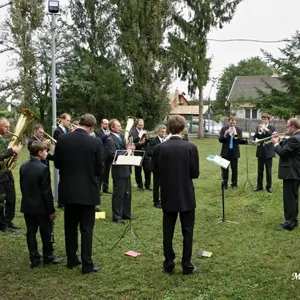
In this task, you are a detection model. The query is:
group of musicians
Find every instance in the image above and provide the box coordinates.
[219,113,300,231]
[1,110,300,275]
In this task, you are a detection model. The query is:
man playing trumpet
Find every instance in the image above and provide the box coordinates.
[219,117,243,190]
[253,113,275,193]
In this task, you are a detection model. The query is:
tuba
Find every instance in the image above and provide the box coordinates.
[1,108,35,172]
[124,117,136,146]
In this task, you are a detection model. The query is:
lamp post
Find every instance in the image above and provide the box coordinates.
[48,0,59,203]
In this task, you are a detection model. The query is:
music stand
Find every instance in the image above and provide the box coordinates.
[110,150,146,251]
[206,155,238,224]
[240,137,255,193]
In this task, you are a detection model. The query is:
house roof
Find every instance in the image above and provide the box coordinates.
[170,105,210,115]
[228,75,286,101]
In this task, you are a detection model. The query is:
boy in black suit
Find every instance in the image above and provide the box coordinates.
[20,142,63,268]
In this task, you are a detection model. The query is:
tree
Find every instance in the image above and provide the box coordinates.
[114,0,172,129]
[216,56,273,115]
[58,0,131,123]
[254,31,300,119]
[168,0,242,138]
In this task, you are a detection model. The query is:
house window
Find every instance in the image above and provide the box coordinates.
[252,109,257,119]
[245,109,251,118]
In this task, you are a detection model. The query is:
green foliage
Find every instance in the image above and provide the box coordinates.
[168,0,242,137]
[115,0,172,129]
[216,57,273,115]
[254,32,300,119]
[1,140,300,300]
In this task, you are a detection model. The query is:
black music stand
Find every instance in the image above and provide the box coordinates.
[110,150,146,251]
[240,137,255,193]
[207,155,238,224]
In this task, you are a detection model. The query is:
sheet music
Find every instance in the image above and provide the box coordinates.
[113,150,144,166]
[207,154,230,169]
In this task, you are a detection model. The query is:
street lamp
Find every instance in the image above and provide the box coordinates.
[48,0,59,203]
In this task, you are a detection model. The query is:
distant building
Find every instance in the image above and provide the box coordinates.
[227,75,286,119]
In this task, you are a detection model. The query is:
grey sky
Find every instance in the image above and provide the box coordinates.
[0,0,299,102]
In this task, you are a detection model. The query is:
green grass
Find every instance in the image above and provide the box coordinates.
[1,139,299,300]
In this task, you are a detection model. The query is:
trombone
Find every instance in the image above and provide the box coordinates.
[254,132,288,145]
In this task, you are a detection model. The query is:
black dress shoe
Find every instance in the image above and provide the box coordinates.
[82,264,101,274]
[254,187,263,192]
[8,222,20,230]
[123,216,136,220]
[266,187,272,193]
[183,266,198,275]
[114,219,125,224]
[103,190,112,194]
[145,187,153,191]
[31,261,41,268]
[154,203,162,209]
[95,206,101,212]
[44,256,63,265]
[277,222,296,231]
[67,260,82,269]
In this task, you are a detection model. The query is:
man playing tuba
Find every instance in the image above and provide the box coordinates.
[0,117,22,232]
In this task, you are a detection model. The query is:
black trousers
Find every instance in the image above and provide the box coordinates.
[163,210,195,271]
[222,152,238,187]
[0,179,16,226]
[134,159,151,188]
[112,176,131,221]
[64,204,95,271]
[24,214,53,263]
[99,158,112,192]
[283,180,300,222]
[257,156,273,188]
[153,176,160,204]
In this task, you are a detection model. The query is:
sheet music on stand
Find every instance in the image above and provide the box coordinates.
[206,155,230,169]
[113,150,145,166]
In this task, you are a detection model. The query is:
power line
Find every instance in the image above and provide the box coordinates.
[208,38,291,43]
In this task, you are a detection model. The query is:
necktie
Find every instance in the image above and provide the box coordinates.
[118,135,122,142]
[229,135,233,149]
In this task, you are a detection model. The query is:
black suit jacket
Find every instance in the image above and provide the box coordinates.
[94,128,109,143]
[253,124,276,159]
[105,134,131,179]
[20,158,54,215]
[152,137,199,212]
[53,126,66,142]
[147,136,162,158]
[275,131,300,180]
[54,128,103,206]
[0,142,14,183]
[219,125,243,159]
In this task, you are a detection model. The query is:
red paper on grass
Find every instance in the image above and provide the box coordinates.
[125,250,141,257]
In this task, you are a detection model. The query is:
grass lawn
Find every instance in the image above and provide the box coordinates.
[1,138,300,300]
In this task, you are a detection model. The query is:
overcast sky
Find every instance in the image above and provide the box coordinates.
[0,0,299,101]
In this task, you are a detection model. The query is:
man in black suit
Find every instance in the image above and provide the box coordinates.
[53,112,70,141]
[20,142,63,267]
[271,118,300,231]
[253,113,276,193]
[130,118,152,190]
[105,119,135,224]
[0,117,22,232]
[54,114,103,274]
[27,124,54,167]
[219,117,243,190]
[148,124,167,208]
[152,115,199,275]
[95,119,112,194]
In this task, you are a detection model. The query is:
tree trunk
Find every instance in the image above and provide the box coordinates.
[197,87,204,139]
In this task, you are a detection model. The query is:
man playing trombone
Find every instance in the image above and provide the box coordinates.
[219,117,243,190]
[253,113,275,193]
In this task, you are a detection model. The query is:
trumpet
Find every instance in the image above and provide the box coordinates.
[254,132,288,145]
[258,124,268,134]
[43,131,57,144]
[228,126,239,139]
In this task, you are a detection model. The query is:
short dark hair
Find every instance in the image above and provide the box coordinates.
[228,116,236,122]
[168,115,186,134]
[33,123,44,131]
[29,141,48,156]
[289,118,300,129]
[261,113,271,120]
[108,119,119,131]
[79,114,97,128]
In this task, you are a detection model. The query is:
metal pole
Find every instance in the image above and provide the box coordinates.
[51,13,59,203]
